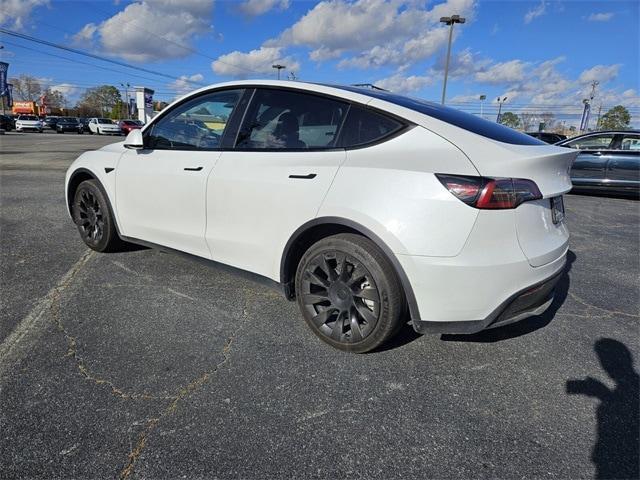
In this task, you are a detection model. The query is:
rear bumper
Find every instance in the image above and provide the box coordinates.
[396,208,568,334]
[412,269,562,334]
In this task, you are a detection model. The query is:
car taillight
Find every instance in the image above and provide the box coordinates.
[436,174,542,209]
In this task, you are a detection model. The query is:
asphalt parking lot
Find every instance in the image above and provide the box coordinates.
[1,132,638,479]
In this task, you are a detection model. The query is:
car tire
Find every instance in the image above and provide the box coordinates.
[72,179,122,253]
[295,233,404,353]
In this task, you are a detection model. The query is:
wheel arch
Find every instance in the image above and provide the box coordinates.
[280,216,420,321]
[67,168,122,236]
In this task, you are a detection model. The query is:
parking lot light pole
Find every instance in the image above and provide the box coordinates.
[479,94,486,119]
[272,64,286,80]
[440,14,465,105]
[496,96,507,123]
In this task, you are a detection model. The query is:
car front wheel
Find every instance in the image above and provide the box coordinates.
[72,180,121,252]
[295,233,404,353]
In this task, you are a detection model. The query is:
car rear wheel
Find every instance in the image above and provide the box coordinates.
[72,180,121,252]
[295,233,404,353]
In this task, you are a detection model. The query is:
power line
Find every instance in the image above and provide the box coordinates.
[2,39,186,88]
[0,28,207,86]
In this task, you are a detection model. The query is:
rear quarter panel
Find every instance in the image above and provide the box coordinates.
[318,126,480,257]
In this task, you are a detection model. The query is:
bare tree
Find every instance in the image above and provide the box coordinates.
[9,75,43,101]
[520,113,536,132]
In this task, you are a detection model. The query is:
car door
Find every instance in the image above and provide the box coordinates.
[606,133,640,186]
[206,87,348,280]
[565,133,617,183]
[115,88,245,258]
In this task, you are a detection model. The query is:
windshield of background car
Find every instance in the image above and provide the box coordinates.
[61,117,78,123]
[329,85,545,146]
[98,119,114,124]
[19,115,38,121]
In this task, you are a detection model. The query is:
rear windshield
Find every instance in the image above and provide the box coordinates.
[330,85,544,146]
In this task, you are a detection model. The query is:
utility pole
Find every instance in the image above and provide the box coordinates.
[272,64,286,80]
[120,82,130,118]
[596,103,603,130]
[496,96,507,123]
[439,14,466,105]
[479,94,486,119]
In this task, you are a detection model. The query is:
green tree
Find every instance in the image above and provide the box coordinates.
[599,105,631,130]
[78,85,122,117]
[500,111,521,129]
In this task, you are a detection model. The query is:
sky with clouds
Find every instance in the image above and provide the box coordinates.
[0,0,638,125]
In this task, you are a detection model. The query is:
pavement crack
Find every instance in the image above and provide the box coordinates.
[118,305,250,479]
[568,291,639,318]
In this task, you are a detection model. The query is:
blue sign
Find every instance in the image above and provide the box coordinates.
[0,62,9,97]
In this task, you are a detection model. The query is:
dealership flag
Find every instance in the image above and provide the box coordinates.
[0,62,9,97]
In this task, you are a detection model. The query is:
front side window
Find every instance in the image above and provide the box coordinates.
[236,89,348,149]
[566,134,615,150]
[339,105,403,147]
[621,134,640,151]
[146,89,243,150]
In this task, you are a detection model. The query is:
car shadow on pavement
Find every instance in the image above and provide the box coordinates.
[439,250,576,344]
[566,339,640,480]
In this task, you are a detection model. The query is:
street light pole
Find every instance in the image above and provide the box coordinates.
[272,64,286,80]
[440,14,465,105]
[496,96,507,123]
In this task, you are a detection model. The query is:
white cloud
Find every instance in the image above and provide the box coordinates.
[374,73,436,94]
[211,46,299,78]
[579,64,621,84]
[74,0,214,62]
[524,0,546,24]
[587,12,614,22]
[169,73,205,95]
[72,23,97,44]
[474,60,528,84]
[0,0,49,30]
[268,0,476,68]
[49,83,81,101]
[238,0,289,16]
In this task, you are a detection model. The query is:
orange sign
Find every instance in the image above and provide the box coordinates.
[12,101,36,114]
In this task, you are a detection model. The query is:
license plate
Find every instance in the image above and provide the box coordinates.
[551,196,565,224]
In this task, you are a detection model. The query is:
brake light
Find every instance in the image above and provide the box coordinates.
[436,174,542,209]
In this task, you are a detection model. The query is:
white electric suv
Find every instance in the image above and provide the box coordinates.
[65,80,576,352]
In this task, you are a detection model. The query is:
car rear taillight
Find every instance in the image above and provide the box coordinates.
[436,174,542,209]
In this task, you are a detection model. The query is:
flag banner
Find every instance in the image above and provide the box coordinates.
[0,62,9,97]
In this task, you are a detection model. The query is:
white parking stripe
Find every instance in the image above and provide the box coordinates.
[0,250,95,379]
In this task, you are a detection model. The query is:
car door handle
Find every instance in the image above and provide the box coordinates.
[184,166,203,171]
[289,173,317,179]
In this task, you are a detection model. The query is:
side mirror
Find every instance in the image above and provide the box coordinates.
[124,129,144,150]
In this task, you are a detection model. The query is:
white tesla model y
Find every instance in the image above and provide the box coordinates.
[65,80,577,352]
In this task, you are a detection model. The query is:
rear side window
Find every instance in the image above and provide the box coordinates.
[565,134,615,150]
[329,85,545,146]
[236,89,348,149]
[339,105,403,148]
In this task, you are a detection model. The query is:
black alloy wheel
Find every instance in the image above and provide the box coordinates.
[72,180,121,252]
[296,234,404,353]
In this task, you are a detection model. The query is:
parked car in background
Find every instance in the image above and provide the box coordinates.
[0,114,14,131]
[56,117,84,134]
[526,132,567,144]
[15,115,43,133]
[557,130,640,195]
[119,119,144,135]
[88,118,122,135]
[65,80,576,353]
[79,118,91,131]
[43,117,59,130]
